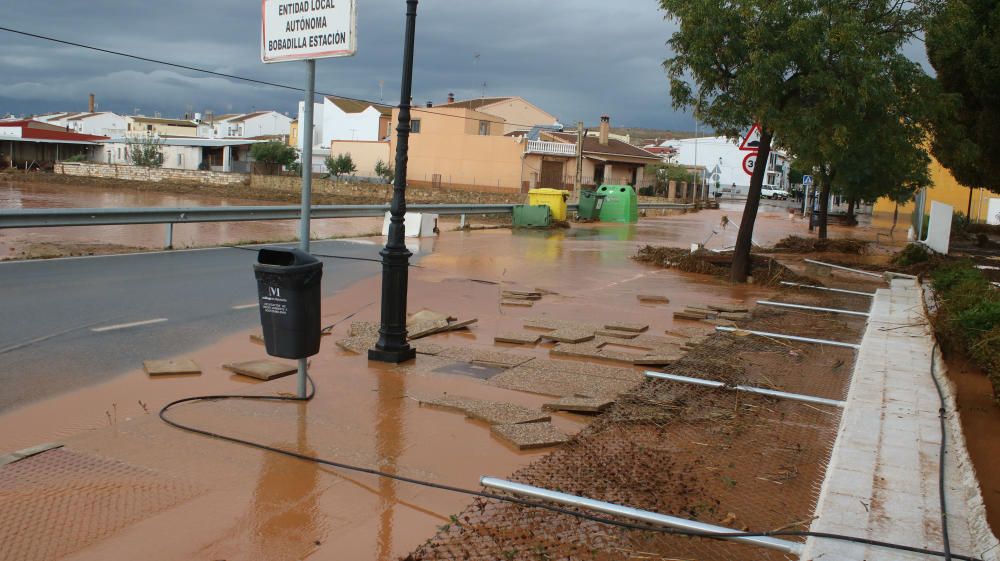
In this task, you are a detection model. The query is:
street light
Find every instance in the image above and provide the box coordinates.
[369,0,419,364]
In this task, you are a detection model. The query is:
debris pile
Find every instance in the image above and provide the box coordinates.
[674,303,752,327]
[771,235,870,254]
[634,245,813,286]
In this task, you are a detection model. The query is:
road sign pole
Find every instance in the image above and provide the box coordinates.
[369,0,418,364]
[295,59,316,397]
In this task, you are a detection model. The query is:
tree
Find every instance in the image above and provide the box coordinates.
[926,0,1000,195]
[126,134,164,168]
[250,141,298,175]
[644,162,691,195]
[375,159,394,183]
[325,153,357,180]
[660,0,815,282]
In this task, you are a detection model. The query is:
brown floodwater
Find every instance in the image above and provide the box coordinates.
[0,179,384,257]
[0,194,912,560]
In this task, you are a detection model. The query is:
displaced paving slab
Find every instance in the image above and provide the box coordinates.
[494,332,542,345]
[708,303,750,313]
[0,443,63,467]
[430,362,506,380]
[142,359,201,376]
[593,329,640,339]
[436,346,535,369]
[491,422,569,450]
[603,322,649,333]
[490,360,642,398]
[410,339,446,355]
[407,318,451,339]
[501,290,542,300]
[541,327,596,344]
[420,395,550,425]
[501,299,534,307]
[542,396,614,414]
[223,360,297,381]
[637,294,670,303]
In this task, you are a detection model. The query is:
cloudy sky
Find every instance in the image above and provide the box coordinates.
[0,1,699,130]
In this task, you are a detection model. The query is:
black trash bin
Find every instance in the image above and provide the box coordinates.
[253,247,323,359]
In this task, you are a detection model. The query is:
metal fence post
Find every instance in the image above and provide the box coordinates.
[165,222,173,249]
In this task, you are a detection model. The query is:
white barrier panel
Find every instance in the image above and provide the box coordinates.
[382,212,438,238]
[924,201,953,254]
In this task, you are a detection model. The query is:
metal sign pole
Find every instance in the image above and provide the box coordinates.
[297,59,316,397]
[369,0,419,364]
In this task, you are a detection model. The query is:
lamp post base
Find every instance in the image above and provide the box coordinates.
[368,345,416,363]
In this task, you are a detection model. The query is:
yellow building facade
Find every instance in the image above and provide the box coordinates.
[873,154,999,224]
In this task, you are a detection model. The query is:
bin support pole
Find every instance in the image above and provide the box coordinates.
[296,59,316,397]
[370,0,419,364]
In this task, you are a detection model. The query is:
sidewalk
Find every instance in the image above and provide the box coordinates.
[803,277,1000,560]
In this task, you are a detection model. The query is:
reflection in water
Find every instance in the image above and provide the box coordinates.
[374,370,405,560]
[247,403,323,560]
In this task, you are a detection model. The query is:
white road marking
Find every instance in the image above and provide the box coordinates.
[232,303,259,310]
[91,318,168,332]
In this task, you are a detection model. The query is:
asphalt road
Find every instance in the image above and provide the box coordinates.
[0,240,403,413]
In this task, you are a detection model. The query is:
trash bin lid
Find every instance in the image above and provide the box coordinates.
[256,247,320,269]
[529,188,570,195]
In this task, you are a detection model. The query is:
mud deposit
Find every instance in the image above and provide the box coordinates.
[405,289,866,561]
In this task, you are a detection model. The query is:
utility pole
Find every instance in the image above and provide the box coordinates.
[295,58,316,398]
[573,121,584,200]
[370,0,419,364]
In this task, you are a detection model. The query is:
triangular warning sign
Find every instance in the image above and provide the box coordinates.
[739,123,762,151]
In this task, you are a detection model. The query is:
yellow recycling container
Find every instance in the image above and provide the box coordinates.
[527,188,570,221]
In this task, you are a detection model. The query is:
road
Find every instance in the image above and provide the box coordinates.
[0,239,406,413]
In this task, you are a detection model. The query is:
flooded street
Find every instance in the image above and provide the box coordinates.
[0,179,384,258]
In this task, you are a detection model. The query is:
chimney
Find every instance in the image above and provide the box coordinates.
[88,93,95,113]
[426,101,433,108]
[599,115,610,145]
[447,92,455,103]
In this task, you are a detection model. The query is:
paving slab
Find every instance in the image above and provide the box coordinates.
[603,322,649,333]
[542,397,614,414]
[674,311,708,321]
[708,303,750,313]
[593,329,640,339]
[541,327,596,344]
[491,422,569,450]
[420,395,550,425]
[435,346,535,369]
[637,294,670,303]
[407,318,451,339]
[494,332,542,345]
[719,311,752,320]
[501,291,542,300]
[430,362,506,380]
[501,299,534,307]
[222,360,297,381]
[489,360,642,398]
[143,359,201,376]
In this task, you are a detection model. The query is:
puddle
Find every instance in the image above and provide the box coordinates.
[431,362,506,380]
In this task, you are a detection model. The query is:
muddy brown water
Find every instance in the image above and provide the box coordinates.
[0,179,384,257]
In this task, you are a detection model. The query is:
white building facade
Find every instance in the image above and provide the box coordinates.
[663,135,790,196]
[35,112,127,137]
[297,96,392,152]
[210,111,292,139]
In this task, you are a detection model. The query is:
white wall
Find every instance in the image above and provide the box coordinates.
[320,100,383,145]
[241,112,292,138]
[94,142,202,170]
[296,101,324,152]
[72,113,126,136]
[665,135,789,195]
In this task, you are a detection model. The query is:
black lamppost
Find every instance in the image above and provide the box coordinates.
[369,0,419,363]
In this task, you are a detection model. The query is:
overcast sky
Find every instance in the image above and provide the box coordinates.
[0,1,934,133]
[0,1,700,130]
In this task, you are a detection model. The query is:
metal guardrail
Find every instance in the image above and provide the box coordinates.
[0,202,693,229]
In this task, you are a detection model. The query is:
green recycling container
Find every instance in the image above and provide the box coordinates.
[576,189,607,221]
[512,204,552,228]
[596,184,639,223]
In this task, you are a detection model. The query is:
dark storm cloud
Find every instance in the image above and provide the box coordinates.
[0,0,694,129]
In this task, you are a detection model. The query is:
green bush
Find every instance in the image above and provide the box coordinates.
[957,301,1000,338]
[892,243,930,266]
[932,261,988,295]
[64,154,88,163]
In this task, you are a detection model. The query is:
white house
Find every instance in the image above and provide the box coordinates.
[662,134,790,196]
[297,96,392,151]
[95,137,259,173]
[209,110,292,139]
[34,112,127,137]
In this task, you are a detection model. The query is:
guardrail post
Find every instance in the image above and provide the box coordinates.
[165,222,173,249]
[460,213,466,229]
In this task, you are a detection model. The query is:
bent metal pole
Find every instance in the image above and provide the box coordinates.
[715,326,861,349]
[756,300,870,317]
[644,371,846,408]
[480,477,804,555]
[369,0,418,363]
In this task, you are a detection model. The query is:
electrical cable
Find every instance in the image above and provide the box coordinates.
[0,26,578,133]
[929,341,954,561]
[156,316,982,560]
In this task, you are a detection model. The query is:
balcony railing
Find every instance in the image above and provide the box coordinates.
[526,140,576,156]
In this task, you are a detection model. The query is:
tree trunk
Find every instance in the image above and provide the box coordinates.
[846,197,856,226]
[889,203,899,238]
[730,128,773,283]
[817,168,832,239]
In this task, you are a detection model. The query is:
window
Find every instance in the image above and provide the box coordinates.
[478,120,490,136]
[177,154,183,167]
[146,124,152,132]
[410,119,421,133]
[117,148,122,160]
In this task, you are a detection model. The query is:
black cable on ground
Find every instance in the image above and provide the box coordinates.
[929,341,954,561]
[157,315,981,560]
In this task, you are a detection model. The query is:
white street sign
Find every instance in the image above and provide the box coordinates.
[742,153,757,175]
[261,0,357,63]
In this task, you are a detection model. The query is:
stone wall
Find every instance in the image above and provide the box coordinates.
[55,162,248,186]
[249,173,527,205]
